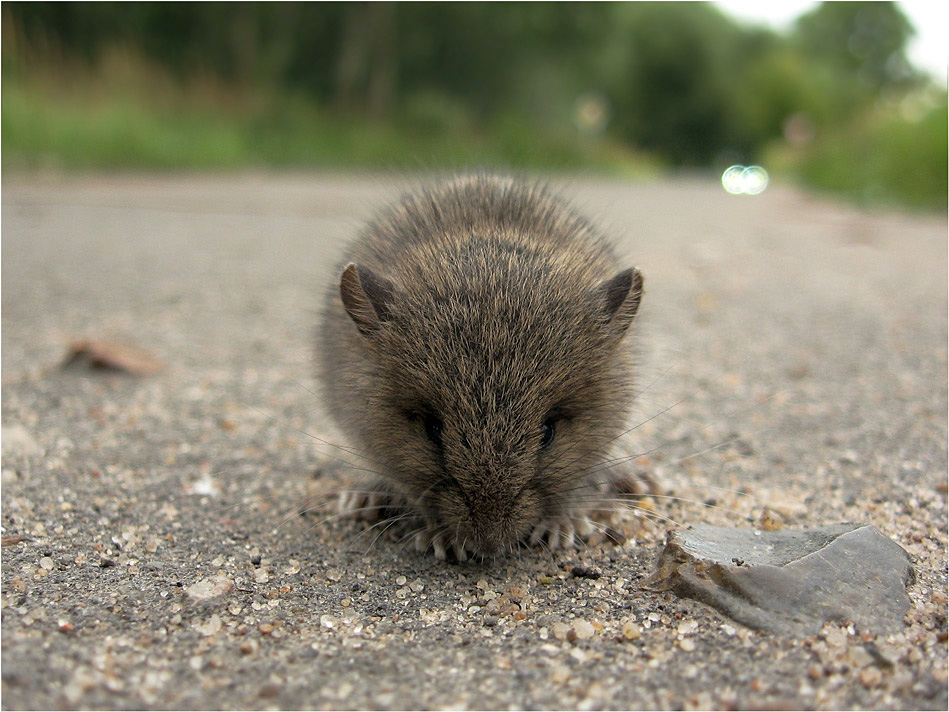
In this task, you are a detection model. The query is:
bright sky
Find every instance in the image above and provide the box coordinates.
[716,0,948,84]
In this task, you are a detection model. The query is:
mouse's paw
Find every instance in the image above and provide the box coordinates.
[414,528,470,562]
[337,490,388,522]
[610,466,663,497]
[529,514,594,551]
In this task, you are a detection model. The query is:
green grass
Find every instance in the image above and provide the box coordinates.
[1,64,650,176]
[3,57,943,212]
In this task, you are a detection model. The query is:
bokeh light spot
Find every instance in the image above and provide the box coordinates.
[722,164,769,195]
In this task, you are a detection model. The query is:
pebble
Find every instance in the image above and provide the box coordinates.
[860,667,883,688]
[758,508,785,530]
[848,646,875,668]
[622,621,642,640]
[550,665,571,684]
[2,425,42,457]
[573,619,595,640]
[571,566,601,580]
[184,575,233,601]
[825,626,848,648]
[677,620,699,636]
[552,622,572,641]
[258,682,281,699]
[194,615,222,637]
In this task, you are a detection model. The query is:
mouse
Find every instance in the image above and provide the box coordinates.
[317,174,645,560]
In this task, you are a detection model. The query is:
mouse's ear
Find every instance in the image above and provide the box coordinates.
[339,263,398,335]
[597,267,643,334]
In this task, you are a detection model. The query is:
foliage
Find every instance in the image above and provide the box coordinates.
[2,2,944,209]
[794,100,948,210]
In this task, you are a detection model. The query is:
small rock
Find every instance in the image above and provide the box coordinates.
[649,523,914,636]
[184,575,233,602]
[825,626,848,648]
[860,667,883,688]
[552,621,572,641]
[550,665,571,684]
[258,682,281,699]
[573,619,595,640]
[1,425,42,458]
[622,620,641,640]
[758,508,785,531]
[847,645,875,668]
[677,620,699,636]
[194,614,222,637]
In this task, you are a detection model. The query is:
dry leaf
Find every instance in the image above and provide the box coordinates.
[2,535,31,547]
[63,340,164,376]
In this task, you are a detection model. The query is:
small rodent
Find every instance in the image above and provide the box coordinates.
[318,174,644,560]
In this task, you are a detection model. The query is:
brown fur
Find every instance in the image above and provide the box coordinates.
[318,174,643,558]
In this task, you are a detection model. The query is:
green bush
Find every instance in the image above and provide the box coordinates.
[795,98,947,210]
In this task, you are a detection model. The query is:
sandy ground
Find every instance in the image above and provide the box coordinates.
[1,173,946,710]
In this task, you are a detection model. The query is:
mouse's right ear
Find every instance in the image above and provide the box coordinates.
[339,263,398,335]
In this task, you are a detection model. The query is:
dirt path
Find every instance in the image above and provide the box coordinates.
[2,173,946,709]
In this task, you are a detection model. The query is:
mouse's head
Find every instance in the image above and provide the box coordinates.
[336,242,643,557]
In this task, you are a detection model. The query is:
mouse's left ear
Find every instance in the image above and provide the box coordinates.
[597,267,643,334]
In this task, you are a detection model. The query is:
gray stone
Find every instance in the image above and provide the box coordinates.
[649,523,915,636]
[1,424,42,458]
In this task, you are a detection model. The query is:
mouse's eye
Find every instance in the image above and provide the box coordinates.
[540,418,557,449]
[423,415,443,447]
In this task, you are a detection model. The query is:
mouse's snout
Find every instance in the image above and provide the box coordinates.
[435,480,542,556]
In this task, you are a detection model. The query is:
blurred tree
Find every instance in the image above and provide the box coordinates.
[334,3,397,117]
[792,2,918,95]
[600,2,751,165]
[2,0,938,182]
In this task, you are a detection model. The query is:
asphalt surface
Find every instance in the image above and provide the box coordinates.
[2,173,946,710]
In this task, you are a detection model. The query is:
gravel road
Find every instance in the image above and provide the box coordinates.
[2,173,946,710]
